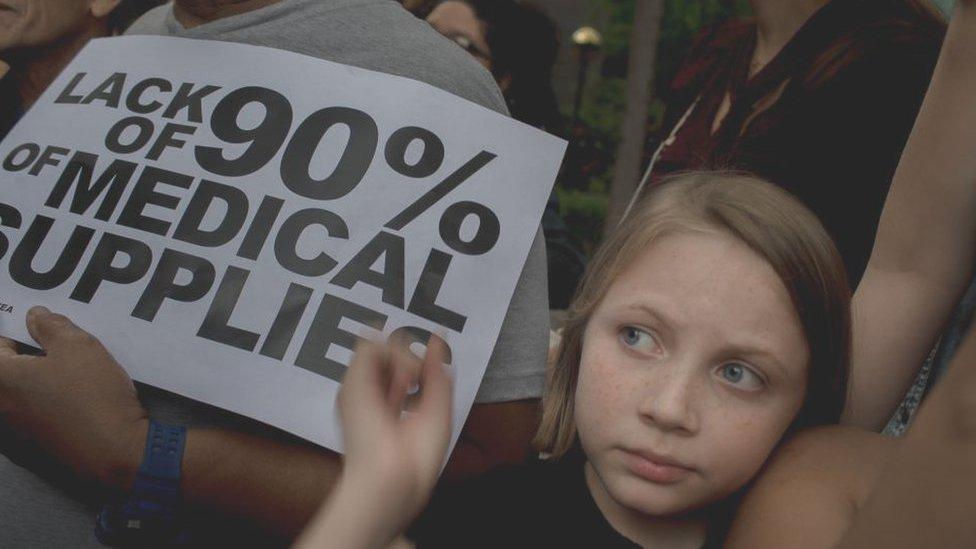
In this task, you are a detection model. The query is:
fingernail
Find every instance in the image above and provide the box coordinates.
[28,306,50,319]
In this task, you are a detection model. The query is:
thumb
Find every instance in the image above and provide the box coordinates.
[412,335,453,441]
[339,340,393,424]
[25,306,85,351]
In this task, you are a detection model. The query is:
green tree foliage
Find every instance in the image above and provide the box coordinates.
[560,0,750,251]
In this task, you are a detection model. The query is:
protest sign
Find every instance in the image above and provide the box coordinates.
[0,36,566,452]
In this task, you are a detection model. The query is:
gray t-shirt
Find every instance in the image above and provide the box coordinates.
[0,1,548,545]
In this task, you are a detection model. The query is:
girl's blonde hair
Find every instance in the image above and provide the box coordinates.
[535,172,852,457]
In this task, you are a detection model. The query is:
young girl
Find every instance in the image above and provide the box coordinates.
[297,170,853,549]
[298,3,976,547]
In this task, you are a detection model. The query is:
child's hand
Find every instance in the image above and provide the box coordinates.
[337,335,453,529]
[295,338,452,549]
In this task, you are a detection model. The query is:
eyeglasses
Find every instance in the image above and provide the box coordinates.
[446,34,492,63]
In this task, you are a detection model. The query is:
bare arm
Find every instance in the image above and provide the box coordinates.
[846,0,976,429]
[836,304,976,547]
[445,399,538,479]
[179,429,340,537]
[724,426,891,549]
[173,399,537,536]
[731,217,976,548]
[728,349,976,549]
[0,307,538,539]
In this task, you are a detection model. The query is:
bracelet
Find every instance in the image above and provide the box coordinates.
[95,419,189,546]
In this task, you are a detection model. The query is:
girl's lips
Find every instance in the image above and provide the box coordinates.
[620,448,695,484]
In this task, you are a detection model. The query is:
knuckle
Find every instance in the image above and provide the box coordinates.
[66,328,97,346]
[80,331,100,347]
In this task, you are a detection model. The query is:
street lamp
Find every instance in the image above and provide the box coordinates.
[571,26,603,127]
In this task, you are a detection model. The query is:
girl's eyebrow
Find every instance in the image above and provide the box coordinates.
[625,303,675,338]
[723,343,792,379]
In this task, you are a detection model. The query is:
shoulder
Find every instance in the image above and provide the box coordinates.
[669,17,752,96]
[382,9,508,114]
[313,0,508,114]
[477,228,548,401]
[746,426,895,517]
[127,1,507,115]
[123,4,171,35]
[803,11,944,95]
[386,16,506,114]
[725,426,895,548]
[764,425,894,481]
[796,30,941,132]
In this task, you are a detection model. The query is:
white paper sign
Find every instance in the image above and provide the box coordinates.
[0,36,565,451]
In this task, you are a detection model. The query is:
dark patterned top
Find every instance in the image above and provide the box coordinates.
[645,0,944,287]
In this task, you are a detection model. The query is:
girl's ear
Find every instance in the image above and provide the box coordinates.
[89,0,123,19]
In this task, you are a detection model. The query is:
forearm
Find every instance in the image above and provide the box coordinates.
[867,3,976,276]
[442,399,539,481]
[178,428,342,537]
[845,273,962,429]
[848,2,976,428]
[100,402,533,538]
[101,425,341,538]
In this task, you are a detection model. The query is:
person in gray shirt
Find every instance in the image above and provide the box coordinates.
[0,0,549,545]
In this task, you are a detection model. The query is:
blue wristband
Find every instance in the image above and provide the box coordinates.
[95,420,188,546]
[134,420,186,503]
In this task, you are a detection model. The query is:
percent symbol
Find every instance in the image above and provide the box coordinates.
[383,128,501,256]
[190,93,504,256]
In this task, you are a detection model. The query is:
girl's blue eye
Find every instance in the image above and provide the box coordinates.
[723,363,744,382]
[619,326,654,350]
[718,363,763,390]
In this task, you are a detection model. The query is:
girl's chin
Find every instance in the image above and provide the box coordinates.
[607,478,709,518]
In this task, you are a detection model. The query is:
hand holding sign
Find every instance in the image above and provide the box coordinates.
[0,307,147,489]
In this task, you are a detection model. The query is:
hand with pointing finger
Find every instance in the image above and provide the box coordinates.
[296,336,453,549]
[339,337,453,507]
[0,306,147,491]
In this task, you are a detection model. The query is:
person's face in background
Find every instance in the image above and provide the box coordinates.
[426,1,492,70]
[575,231,810,519]
[0,0,117,55]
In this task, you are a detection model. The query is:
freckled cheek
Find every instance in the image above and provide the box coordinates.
[576,356,632,433]
[705,409,794,478]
